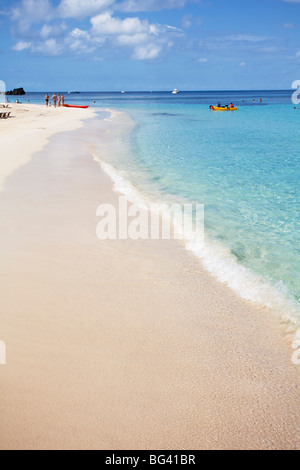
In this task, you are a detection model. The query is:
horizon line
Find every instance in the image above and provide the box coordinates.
[23,88,293,93]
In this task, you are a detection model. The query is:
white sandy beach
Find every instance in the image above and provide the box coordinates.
[0,104,299,450]
[0,103,96,191]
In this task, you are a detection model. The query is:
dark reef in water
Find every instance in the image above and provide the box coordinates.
[152,112,180,117]
[5,88,26,96]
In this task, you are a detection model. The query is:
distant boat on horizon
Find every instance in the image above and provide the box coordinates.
[121,91,126,94]
[68,91,80,94]
[172,88,180,94]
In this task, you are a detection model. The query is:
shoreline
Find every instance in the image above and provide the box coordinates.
[88,108,300,334]
[0,103,97,191]
[99,157,300,334]
[0,106,299,449]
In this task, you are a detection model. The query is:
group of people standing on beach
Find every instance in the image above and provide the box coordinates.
[45,93,65,108]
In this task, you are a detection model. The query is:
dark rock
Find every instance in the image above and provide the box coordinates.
[5,88,26,96]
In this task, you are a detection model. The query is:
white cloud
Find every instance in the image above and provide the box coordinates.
[13,41,32,51]
[70,28,91,39]
[40,22,67,39]
[296,51,300,56]
[66,27,105,53]
[283,22,295,28]
[68,38,95,53]
[133,44,162,60]
[32,38,63,55]
[11,0,113,26]
[90,11,176,59]
[117,33,149,46]
[260,46,279,53]
[91,11,151,35]
[10,0,182,61]
[12,0,54,26]
[58,0,114,19]
[43,38,62,55]
[239,61,247,66]
[226,34,269,43]
[40,24,54,38]
[197,58,207,63]
[182,14,192,29]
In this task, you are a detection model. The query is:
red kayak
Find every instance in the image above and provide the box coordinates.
[63,104,89,109]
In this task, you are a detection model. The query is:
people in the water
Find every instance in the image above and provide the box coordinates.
[209,98,264,110]
[213,102,235,108]
[211,98,261,109]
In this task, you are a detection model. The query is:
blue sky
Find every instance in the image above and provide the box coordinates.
[0,0,300,91]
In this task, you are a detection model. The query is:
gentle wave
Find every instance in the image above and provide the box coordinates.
[186,238,300,327]
[94,153,300,330]
[96,157,150,209]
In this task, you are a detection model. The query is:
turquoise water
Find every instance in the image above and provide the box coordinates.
[24,91,300,324]
[102,93,300,325]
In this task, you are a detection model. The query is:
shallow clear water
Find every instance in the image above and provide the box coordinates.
[22,91,300,324]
